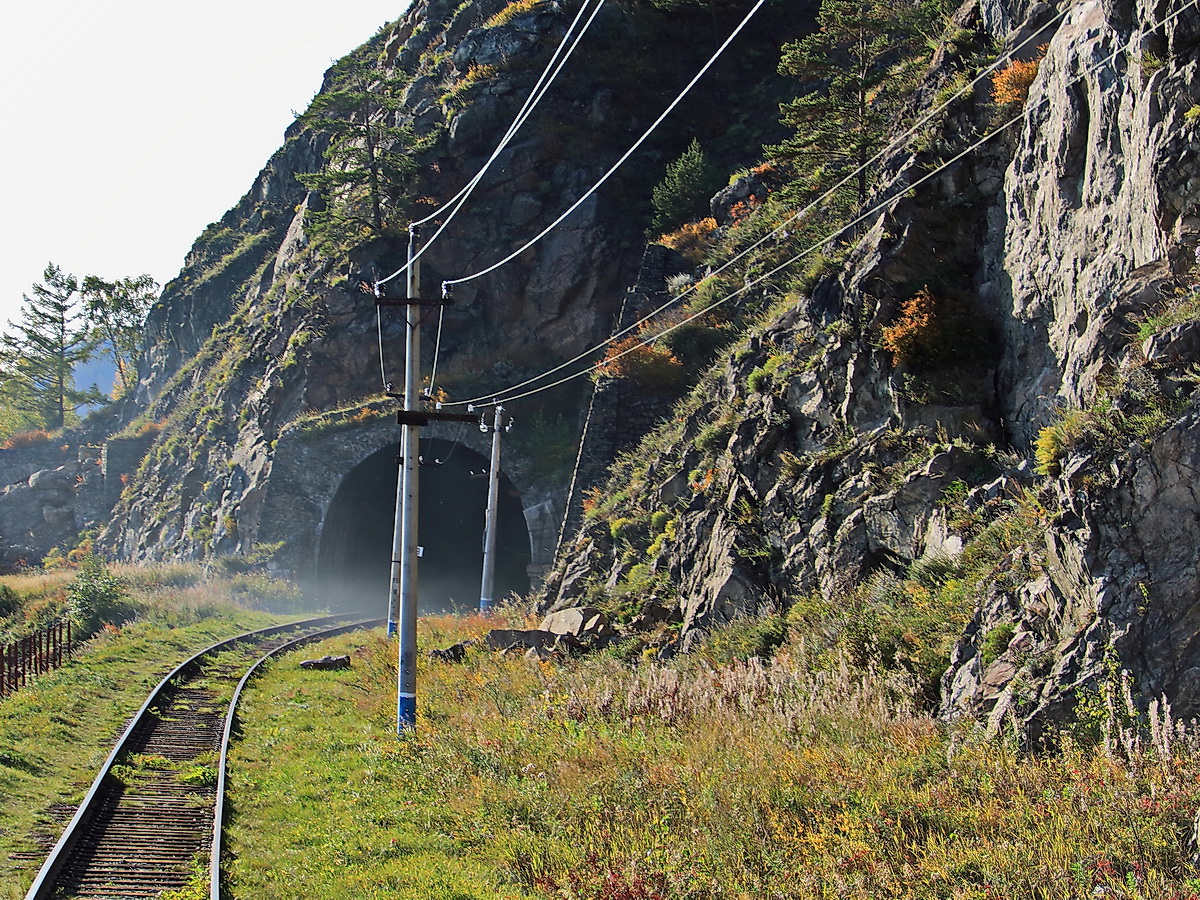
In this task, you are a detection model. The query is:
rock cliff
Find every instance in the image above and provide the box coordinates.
[540,0,1200,741]
[51,0,810,590]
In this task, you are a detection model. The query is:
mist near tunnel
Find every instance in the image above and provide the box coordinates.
[316,438,531,615]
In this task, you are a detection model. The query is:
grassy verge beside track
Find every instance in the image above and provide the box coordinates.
[0,571,305,900]
[224,614,1200,900]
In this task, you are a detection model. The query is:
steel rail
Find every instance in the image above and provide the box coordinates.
[23,613,377,899]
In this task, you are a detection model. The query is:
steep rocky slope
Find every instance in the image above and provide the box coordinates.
[542,0,1200,741]
[89,0,812,575]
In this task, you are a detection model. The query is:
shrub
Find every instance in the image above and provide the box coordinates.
[991,48,1046,106]
[880,287,986,370]
[696,613,789,665]
[881,288,939,365]
[484,0,544,29]
[980,622,1017,666]
[595,336,685,390]
[656,218,718,265]
[0,584,18,618]
[66,556,132,636]
[609,516,646,546]
[1033,408,1090,475]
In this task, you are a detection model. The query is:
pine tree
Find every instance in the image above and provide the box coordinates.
[650,139,722,234]
[80,273,158,396]
[771,0,932,204]
[297,52,421,250]
[0,263,103,431]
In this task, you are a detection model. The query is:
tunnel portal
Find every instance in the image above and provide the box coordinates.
[316,438,532,614]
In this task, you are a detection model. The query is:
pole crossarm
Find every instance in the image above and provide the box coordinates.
[395,410,480,427]
[374,297,455,308]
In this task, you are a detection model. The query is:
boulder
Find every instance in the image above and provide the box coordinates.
[484,628,558,652]
[538,606,615,645]
[428,640,473,662]
[299,654,351,670]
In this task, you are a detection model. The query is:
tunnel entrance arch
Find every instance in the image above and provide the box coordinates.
[316,437,531,614]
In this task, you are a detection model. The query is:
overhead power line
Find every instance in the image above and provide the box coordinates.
[376,0,607,289]
[443,0,771,287]
[440,3,1070,407]
[442,0,1194,407]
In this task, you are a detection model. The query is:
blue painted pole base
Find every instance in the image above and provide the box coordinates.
[397,694,416,734]
[387,620,397,638]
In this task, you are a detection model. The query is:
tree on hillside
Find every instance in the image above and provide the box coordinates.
[0,264,104,431]
[297,52,421,249]
[770,0,933,204]
[650,139,723,234]
[80,272,158,396]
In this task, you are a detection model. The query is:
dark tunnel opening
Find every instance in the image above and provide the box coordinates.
[316,438,532,615]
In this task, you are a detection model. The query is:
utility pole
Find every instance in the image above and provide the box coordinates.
[396,225,423,733]
[385,229,421,641]
[378,245,471,735]
[473,404,512,614]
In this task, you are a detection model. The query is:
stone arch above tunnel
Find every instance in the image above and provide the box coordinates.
[255,417,562,608]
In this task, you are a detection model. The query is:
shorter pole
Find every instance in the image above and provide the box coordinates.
[479,405,505,614]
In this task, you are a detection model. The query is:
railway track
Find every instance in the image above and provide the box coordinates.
[23,613,382,900]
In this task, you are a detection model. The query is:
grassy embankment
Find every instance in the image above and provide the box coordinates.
[0,563,308,899]
[222,615,1200,900]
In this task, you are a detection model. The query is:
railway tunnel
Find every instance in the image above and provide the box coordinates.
[316,438,532,614]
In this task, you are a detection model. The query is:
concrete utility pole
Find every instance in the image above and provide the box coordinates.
[396,224,422,733]
[474,404,512,614]
[379,244,471,735]
[385,230,421,641]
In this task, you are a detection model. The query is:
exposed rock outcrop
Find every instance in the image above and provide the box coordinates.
[540,0,1200,742]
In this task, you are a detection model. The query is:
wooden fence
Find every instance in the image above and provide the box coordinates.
[0,620,73,696]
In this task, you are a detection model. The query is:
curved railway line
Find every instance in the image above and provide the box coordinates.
[22,613,383,900]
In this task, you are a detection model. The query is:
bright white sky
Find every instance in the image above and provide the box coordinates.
[0,0,410,332]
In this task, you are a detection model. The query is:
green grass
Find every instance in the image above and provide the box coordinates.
[0,590,298,899]
[225,624,535,900]
[1136,286,1200,342]
[221,617,1200,899]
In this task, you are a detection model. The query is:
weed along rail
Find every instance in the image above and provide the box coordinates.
[23,614,382,900]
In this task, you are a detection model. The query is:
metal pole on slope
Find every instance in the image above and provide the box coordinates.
[397,224,422,734]
[475,404,510,614]
[385,230,422,640]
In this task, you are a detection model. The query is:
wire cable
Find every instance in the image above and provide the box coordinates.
[443,0,771,287]
[428,303,446,397]
[410,0,597,229]
[376,0,607,288]
[377,303,389,391]
[443,0,1193,406]
[439,1,1071,405]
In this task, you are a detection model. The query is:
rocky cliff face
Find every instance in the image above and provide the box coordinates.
[541,0,1200,741]
[71,0,810,583]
